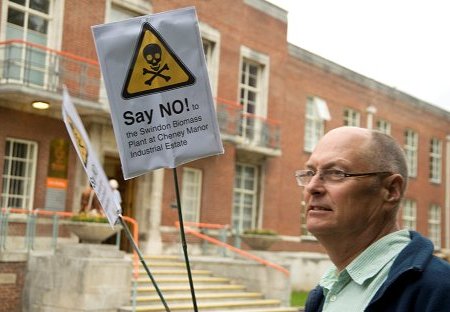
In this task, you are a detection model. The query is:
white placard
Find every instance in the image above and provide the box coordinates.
[92,7,224,179]
[62,87,120,225]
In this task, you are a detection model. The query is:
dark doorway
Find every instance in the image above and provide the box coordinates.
[104,155,135,252]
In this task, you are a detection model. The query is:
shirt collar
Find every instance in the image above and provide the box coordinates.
[320,229,410,287]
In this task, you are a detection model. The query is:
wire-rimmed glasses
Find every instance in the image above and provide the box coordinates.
[295,169,393,186]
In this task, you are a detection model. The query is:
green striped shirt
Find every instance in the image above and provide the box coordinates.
[319,229,410,312]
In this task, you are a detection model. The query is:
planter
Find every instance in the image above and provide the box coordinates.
[240,234,279,250]
[66,221,121,244]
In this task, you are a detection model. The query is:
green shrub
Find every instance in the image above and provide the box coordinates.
[242,228,278,236]
[71,213,108,223]
[291,290,309,307]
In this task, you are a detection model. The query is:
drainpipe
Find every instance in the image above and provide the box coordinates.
[366,105,377,129]
[446,135,450,249]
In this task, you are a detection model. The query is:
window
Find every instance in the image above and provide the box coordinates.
[429,138,442,183]
[232,163,259,232]
[376,119,391,135]
[202,39,215,81]
[304,97,330,152]
[343,108,360,126]
[402,199,416,230]
[108,3,140,21]
[181,168,202,223]
[200,22,220,97]
[404,129,418,177]
[239,46,269,144]
[428,204,441,249]
[1,138,38,210]
[240,59,261,141]
[4,0,52,86]
[5,0,50,43]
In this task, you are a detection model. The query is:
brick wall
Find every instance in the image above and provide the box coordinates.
[0,261,26,312]
[0,107,78,212]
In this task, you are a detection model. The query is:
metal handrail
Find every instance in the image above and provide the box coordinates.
[120,215,140,279]
[0,39,101,102]
[182,221,229,229]
[215,97,281,150]
[175,221,290,276]
[0,208,140,276]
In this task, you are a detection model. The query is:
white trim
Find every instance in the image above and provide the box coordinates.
[402,198,417,230]
[404,129,418,178]
[429,138,442,184]
[376,119,391,135]
[233,163,259,231]
[181,167,203,223]
[244,0,288,23]
[428,204,441,249]
[1,138,38,210]
[109,0,151,16]
[239,45,270,118]
[199,22,220,98]
[315,97,331,121]
[50,0,65,51]
[343,107,361,127]
[304,97,325,153]
[445,135,450,249]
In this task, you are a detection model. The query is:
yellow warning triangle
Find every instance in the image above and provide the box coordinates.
[122,23,195,99]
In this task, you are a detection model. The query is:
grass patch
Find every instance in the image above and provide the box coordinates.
[290,290,309,307]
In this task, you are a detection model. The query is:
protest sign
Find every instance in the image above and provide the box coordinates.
[92,7,224,179]
[62,87,120,226]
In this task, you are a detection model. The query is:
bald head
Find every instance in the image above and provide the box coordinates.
[314,126,408,194]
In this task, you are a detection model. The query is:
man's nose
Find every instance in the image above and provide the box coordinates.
[304,173,325,194]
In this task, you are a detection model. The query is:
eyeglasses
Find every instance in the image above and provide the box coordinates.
[295,169,393,186]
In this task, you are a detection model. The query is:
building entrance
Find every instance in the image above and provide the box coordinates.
[104,155,135,252]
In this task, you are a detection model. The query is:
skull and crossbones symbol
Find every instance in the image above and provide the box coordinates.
[142,43,171,86]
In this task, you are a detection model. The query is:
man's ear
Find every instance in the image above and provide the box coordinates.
[383,174,404,206]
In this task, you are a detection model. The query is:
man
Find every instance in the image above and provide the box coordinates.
[79,185,103,216]
[296,126,450,312]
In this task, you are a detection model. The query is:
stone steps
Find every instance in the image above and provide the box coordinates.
[133,292,263,305]
[120,255,298,312]
[119,299,292,311]
[136,276,230,285]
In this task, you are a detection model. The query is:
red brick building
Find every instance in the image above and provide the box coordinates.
[1,0,449,272]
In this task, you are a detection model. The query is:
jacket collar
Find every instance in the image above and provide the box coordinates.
[369,231,434,304]
[305,231,434,312]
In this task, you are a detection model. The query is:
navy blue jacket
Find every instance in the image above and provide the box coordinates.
[304,231,450,312]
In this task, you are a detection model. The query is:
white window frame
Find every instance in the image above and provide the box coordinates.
[1,0,62,88]
[376,119,391,135]
[232,163,259,232]
[238,46,269,143]
[402,199,416,230]
[199,22,220,98]
[181,167,202,223]
[304,96,330,153]
[343,108,360,126]
[1,138,38,210]
[1,0,62,45]
[428,204,441,249]
[429,138,442,183]
[404,129,418,177]
[105,0,151,20]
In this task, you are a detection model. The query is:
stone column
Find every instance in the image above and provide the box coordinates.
[144,169,165,255]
